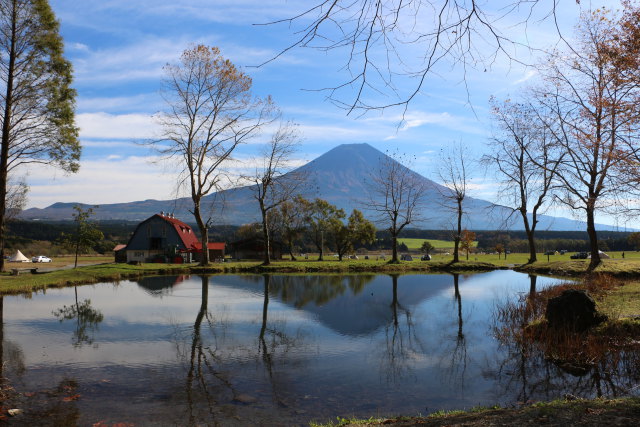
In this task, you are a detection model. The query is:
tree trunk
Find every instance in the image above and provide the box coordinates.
[586,205,600,271]
[317,230,324,261]
[193,201,209,266]
[0,2,17,273]
[521,211,537,264]
[391,232,398,263]
[74,239,79,268]
[453,198,462,263]
[260,203,271,265]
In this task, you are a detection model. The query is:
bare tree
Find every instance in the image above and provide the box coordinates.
[248,120,306,265]
[533,7,640,270]
[438,143,470,263]
[367,151,426,263]
[484,98,562,264]
[153,45,274,266]
[0,0,81,271]
[262,1,580,113]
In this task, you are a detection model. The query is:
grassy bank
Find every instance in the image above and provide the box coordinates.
[516,257,640,277]
[4,253,640,296]
[310,397,640,426]
[0,258,501,295]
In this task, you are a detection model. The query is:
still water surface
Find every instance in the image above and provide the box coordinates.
[0,271,633,425]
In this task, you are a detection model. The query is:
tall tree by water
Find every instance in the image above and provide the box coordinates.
[248,120,305,265]
[438,144,470,263]
[366,151,426,263]
[485,98,562,264]
[153,45,274,265]
[534,6,640,270]
[59,205,103,268]
[0,0,80,271]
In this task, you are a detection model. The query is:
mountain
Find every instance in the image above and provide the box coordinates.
[20,143,612,231]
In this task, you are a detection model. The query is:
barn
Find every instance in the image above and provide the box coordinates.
[123,213,225,263]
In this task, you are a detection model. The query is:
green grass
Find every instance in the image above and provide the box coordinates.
[397,238,475,249]
[598,281,640,319]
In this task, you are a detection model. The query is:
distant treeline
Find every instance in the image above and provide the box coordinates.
[6,219,638,254]
[394,228,637,252]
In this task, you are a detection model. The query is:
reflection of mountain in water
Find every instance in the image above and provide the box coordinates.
[136,275,190,296]
[222,274,453,336]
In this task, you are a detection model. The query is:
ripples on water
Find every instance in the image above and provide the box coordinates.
[1,271,634,425]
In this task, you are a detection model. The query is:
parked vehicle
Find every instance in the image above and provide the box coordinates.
[421,254,431,261]
[400,254,413,261]
[32,255,52,263]
[570,252,589,259]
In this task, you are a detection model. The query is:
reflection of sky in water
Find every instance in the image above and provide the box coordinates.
[1,272,620,425]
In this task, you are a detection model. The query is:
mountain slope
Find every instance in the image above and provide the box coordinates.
[20,143,611,231]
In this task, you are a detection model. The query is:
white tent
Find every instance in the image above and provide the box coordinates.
[587,250,611,259]
[8,250,30,262]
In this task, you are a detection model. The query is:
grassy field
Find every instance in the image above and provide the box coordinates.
[397,238,461,249]
[7,254,112,269]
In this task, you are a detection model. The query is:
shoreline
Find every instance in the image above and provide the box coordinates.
[1,257,638,296]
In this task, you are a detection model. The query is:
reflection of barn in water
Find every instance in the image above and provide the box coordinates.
[136,275,189,296]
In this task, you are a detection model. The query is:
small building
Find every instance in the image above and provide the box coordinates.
[124,213,225,263]
[113,244,127,263]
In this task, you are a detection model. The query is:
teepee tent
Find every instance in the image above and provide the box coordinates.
[8,250,30,262]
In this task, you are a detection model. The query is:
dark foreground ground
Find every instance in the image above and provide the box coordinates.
[329,398,640,427]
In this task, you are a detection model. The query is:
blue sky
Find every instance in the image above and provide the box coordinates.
[23,1,624,226]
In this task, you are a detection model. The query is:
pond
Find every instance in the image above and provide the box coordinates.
[0,271,637,426]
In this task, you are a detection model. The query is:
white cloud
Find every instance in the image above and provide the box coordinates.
[77,112,157,140]
[512,69,538,85]
[23,156,174,208]
[77,93,160,113]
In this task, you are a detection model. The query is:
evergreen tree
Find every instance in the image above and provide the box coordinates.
[0,0,81,271]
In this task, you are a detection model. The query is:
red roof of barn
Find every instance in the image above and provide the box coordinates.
[154,214,200,249]
[154,214,225,252]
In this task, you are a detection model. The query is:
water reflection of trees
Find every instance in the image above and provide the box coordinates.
[379,274,425,383]
[489,275,640,404]
[0,296,26,383]
[180,275,311,425]
[184,275,238,424]
[266,274,375,307]
[258,274,311,407]
[52,286,103,346]
[444,273,468,389]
